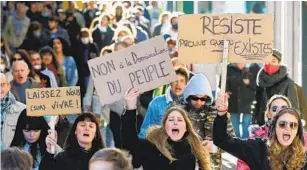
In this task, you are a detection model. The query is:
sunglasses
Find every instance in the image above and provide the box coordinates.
[12,58,23,61]
[271,105,287,112]
[190,96,209,102]
[278,120,298,130]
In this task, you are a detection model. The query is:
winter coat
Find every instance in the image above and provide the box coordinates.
[3,14,30,48]
[73,42,98,98]
[10,78,43,103]
[138,87,182,139]
[91,26,114,52]
[226,64,259,114]
[55,116,72,148]
[39,147,96,170]
[1,99,25,150]
[20,29,50,51]
[83,9,98,28]
[213,114,307,170]
[182,73,235,169]
[255,65,299,125]
[121,109,200,170]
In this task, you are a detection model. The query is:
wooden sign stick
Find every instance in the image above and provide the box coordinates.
[220,40,229,94]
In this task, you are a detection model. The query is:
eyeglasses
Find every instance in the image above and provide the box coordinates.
[12,58,23,62]
[190,96,209,102]
[271,105,288,112]
[278,120,298,130]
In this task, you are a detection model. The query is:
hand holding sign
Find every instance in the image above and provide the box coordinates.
[216,92,229,115]
[46,129,58,154]
[124,88,140,110]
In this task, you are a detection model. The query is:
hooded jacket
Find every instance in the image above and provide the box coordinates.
[255,65,299,125]
[91,15,114,51]
[181,73,235,169]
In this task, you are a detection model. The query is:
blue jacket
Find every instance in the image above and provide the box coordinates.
[138,87,173,139]
[62,56,78,86]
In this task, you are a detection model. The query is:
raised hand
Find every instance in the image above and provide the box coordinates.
[46,129,58,154]
[124,88,140,110]
[216,92,229,116]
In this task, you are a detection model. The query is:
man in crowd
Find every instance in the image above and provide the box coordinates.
[0,73,26,150]
[3,2,30,51]
[138,67,189,139]
[10,61,43,104]
[48,16,71,46]
[29,51,57,88]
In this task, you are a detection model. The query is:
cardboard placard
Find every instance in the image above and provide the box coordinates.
[88,36,177,104]
[178,14,273,63]
[26,86,81,116]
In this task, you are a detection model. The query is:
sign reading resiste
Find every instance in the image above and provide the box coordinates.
[88,36,177,104]
[178,14,273,63]
[26,86,81,116]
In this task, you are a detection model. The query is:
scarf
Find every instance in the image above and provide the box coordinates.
[1,92,15,129]
[170,89,184,104]
[1,92,16,150]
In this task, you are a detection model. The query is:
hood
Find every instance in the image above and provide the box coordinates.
[183,73,213,105]
[257,65,288,87]
[159,11,171,23]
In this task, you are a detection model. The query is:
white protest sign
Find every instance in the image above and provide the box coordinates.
[26,86,81,116]
[88,36,177,104]
[178,14,274,63]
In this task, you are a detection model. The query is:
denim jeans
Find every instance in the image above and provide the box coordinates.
[230,113,252,139]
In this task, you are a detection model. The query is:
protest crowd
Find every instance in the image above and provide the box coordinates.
[1,1,307,170]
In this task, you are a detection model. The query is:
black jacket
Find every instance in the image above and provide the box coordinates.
[91,26,114,52]
[120,109,199,170]
[40,147,96,170]
[255,66,299,125]
[73,42,98,99]
[83,9,98,28]
[213,114,307,170]
[226,64,259,114]
[55,116,72,148]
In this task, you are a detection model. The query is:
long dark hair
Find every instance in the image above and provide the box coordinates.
[64,113,105,156]
[10,110,49,168]
[39,46,62,72]
[49,37,72,56]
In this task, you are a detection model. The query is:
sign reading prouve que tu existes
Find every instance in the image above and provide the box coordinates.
[178,14,274,63]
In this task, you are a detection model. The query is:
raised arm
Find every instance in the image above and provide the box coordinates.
[213,92,266,164]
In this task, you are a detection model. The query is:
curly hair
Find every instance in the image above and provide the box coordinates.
[268,108,306,170]
[268,136,305,170]
[146,106,212,170]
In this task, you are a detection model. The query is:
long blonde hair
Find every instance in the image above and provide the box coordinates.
[268,108,306,170]
[146,106,212,170]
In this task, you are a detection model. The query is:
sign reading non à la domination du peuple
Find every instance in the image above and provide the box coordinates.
[26,86,81,116]
[88,36,177,104]
[178,14,274,63]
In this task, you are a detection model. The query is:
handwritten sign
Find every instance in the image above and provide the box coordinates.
[26,86,81,116]
[178,14,273,63]
[88,36,177,104]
